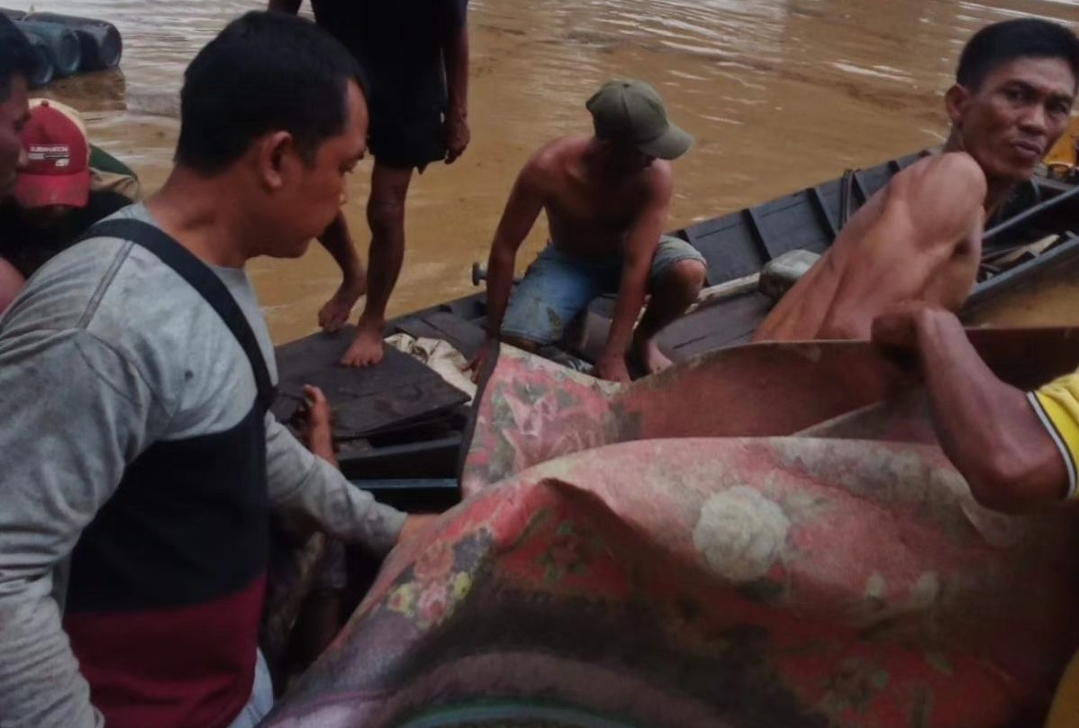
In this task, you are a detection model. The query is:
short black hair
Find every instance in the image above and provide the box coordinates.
[0,15,38,102]
[175,11,365,175]
[957,18,1079,91]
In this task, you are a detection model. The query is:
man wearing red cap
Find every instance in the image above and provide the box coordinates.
[0,100,138,289]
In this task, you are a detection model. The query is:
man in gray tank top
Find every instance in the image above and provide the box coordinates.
[0,12,432,728]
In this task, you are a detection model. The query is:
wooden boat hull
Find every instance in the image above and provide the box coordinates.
[273,150,1079,495]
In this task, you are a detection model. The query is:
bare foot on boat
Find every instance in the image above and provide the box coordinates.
[634,336,673,375]
[318,278,366,334]
[340,316,385,367]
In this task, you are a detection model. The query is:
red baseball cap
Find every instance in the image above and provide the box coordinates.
[15,99,90,209]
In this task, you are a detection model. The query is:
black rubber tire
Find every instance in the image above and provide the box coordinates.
[21,32,56,88]
[16,21,81,78]
[26,12,122,71]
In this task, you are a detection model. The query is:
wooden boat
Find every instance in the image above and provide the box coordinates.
[268,141,1079,723]
[273,145,1079,509]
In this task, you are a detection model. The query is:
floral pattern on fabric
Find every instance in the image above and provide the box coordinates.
[266,437,1079,728]
[463,348,636,496]
[385,538,476,630]
[460,342,911,496]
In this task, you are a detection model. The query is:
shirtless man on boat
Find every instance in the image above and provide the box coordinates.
[470,79,707,383]
[755,18,1079,342]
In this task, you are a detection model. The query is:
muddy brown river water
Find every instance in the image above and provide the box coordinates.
[14,0,1079,342]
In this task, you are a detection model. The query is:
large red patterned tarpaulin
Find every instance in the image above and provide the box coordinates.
[265,331,1079,728]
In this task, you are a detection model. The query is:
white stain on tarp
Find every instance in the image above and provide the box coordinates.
[693,486,790,582]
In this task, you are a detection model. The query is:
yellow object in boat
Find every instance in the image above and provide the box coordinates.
[1044,115,1079,175]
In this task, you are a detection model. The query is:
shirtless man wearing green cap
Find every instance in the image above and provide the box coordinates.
[468,79,706,383]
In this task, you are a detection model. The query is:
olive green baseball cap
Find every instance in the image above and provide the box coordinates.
[586,79,694,160]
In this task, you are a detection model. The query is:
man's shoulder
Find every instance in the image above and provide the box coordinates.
[7,223,205,344]
[529,136,586,169]
[872,152,986,233]
[896,152,987,199]
[519,137,584,192]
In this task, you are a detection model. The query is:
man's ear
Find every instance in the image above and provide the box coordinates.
[945,84,971,128]
[255,131,295,191]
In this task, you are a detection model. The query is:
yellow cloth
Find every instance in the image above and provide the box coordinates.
[1047,651,1079,728]
[1029,372,1079,499]
[1031,372,1079,726]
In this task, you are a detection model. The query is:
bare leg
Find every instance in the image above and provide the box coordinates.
[340,162,415,367]
[632,259,706,374]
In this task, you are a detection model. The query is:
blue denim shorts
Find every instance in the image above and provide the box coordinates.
[501,235,706,346]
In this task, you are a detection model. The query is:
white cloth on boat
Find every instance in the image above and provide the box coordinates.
[385,332,477,402]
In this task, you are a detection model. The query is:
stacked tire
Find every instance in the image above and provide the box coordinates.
[1,9,122,88]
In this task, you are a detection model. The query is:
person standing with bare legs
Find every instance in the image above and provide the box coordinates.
[269,0,470,367]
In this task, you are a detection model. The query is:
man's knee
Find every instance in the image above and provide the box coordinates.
[663,258,706,299]
[367,196,406,238]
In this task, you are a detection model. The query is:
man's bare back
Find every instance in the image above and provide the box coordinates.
[753,153,986,342]
[756,39,1079,342]
[538,135,668,259]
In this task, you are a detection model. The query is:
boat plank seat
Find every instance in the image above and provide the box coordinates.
[657,292,773,361]
[272,326,469,442]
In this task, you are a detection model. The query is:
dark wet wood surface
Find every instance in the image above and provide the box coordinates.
[272,326,469,442]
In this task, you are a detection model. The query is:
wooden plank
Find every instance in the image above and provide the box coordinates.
[851,170,871,204]
[393,316,445,343]
[439,294,486,321]
[752,190,833,259]
[985,182,1079,243]
[339,434,463,479]
[273,327,469,441]
[350,478,458,491]
[682,153,916,283]
[685,217,766,286]
[808,185,838,241]
[858,164,895,197]
[658,292,773,360]
[744,207,772,261]
[347,480,461,514]
[966,234,1079,311]
[418,311,487,360]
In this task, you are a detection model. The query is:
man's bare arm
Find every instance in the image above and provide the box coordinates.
[597,166,673,381]
[481,163,547,343]
[267,0,301,13]
[873,307,1067,512]
[822,154,987,338]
